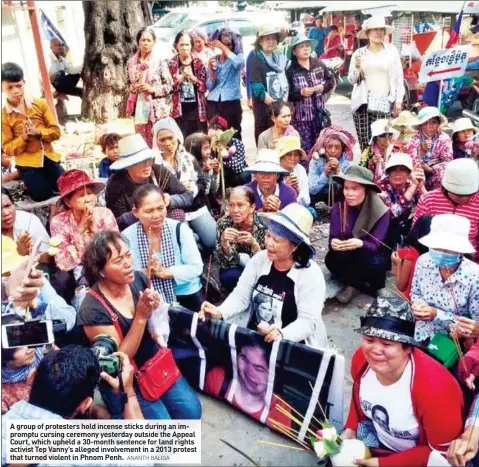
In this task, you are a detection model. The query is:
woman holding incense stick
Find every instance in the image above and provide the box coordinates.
[342,296,464,467]
[122,184,204,312]
[410,214,479,345]
[325,164,390,304]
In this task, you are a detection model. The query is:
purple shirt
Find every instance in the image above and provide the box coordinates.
[246,180,297,210]
[329,201,390,252]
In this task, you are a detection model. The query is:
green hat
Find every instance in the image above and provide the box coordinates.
[286,33,318,60]
[355,297,418,346]
[332,164,381,193]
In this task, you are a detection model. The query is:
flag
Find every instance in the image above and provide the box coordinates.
[39,9,67,46]
[445,9,463,48]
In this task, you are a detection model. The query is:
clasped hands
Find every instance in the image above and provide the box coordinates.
[331,238,363,251]
[149,256,173,280]
[300,84,324,97]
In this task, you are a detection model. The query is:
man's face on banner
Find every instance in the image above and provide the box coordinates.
[237,346,269,396]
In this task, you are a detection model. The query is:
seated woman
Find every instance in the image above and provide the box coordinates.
[360,119,399,183]
[208,116,247,188]
[153,117,217,255]
[276,136,310,207]
[308,125,356,204]
[50,170,118,295]
[410,214,479,345]
[407,106,453,191]
[452,117,478,160]
[216,186,267,292]
[106,134,193,231]
[200,203,328,349]
[342,296,464,467]
[325,165,390,304]
[78,231,202,420]
[377,153,426,249]
[245,149,297,212]
[123,184,204,312]
[257,101,299,151]
[391,110,418,149]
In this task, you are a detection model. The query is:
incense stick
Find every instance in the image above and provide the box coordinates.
[360,229,394,252]
[204,254,213,298]
[220,439,261,467]
[387,288,412,305]
[256,440,307,452]
[308,381,330,425]
[273,394,322,432]
[275,405,321,441]
[268,420,312,451]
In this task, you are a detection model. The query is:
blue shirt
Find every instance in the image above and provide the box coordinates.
[245,50,255,99]
[207,52,244,102]
[122,219,203,298]
[98,157,113,178]
[308,154,351,195]
[308,26,328,56]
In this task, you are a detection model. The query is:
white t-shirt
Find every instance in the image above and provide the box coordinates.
[359,361,420,452]
[362,47,391,97]
[14,210,50,253]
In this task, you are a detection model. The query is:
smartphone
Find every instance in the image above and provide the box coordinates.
[22,238,42,282]
[2,320,54,349]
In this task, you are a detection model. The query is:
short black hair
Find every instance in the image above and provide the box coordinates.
[174,31,192,51]
[132,183,164,209]
[100,133,121,152]
[136,27,156,45]
[29,345,99,418]
[316,15,323,20]
[1,347,17,364]
[329,25,338,32]
[269,100,291,119]
[82,231,126,286]
[406,215,432,255]
[1,62,24,83]
[293,241,314,269]
[184,133,210,162]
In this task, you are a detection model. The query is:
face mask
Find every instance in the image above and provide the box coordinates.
[429,249,462,269]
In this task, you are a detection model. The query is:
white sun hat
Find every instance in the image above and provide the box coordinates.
[369,119,400,144]
[358,16,394,39]
[410,106,448,131]
[451,117,478,136]
[110,134,154,171]
[385,152,413,172]
[442,159,479,195]
[419,214,475,254]
[243,149,289,175]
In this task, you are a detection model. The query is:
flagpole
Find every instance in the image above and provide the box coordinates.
[437,79,443,111]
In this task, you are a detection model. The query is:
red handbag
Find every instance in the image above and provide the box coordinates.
[88,289,181,401]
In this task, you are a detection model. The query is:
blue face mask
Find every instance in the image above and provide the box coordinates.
[429,249,462,269]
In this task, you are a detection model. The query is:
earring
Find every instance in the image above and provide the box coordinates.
[100,272,105,278]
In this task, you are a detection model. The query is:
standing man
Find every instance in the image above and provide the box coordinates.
[308,15,328,57]
[49,38,82,97]
[1,62,63,201]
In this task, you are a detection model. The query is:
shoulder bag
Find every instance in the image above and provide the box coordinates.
[88,289,181,401]
[350,49,368,114]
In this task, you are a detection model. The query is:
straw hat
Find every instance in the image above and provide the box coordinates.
[287,33,318,60]
[2,235,26,275]
[258,203,313,250]
[410,106,448,131]
[442,159,479,195]
[57,169,105,206]
[276,136,307,160]
[332,164,381,193]
[385,153,413,172]
[110,134,154,171]
[257,24,283,39]
[358,16,394,39]
[243,149,289,175]
[369,119,400,144]
[452,117,478,136]
[391,110,419,129]
[419,214,475,254]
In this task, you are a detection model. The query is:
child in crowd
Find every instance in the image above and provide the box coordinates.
[1,146,20,184]
[98,133,121,179]
[391,215,432,301]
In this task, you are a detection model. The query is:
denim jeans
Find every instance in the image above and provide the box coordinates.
[100,376,202,420]
[188,210,217,256]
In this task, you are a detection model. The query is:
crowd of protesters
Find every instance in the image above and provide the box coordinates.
[1,13,479,467]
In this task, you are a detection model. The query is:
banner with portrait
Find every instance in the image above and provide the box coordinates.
[168,306,345,442]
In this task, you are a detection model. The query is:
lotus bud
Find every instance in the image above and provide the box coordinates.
[330,439,371,467]
[48,247,60,257]
[49,237,62,247]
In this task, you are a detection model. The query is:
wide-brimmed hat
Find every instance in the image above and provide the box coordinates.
[391,110,419,129]
[355,297,418,346]
[369,119,400,144]
[385,152,413,172]
[276,136,307,160]
[332,164,381,193]
[258,203,314,254]
[452,117,478,136]
[358,16,394,39]
[419,214,475,254]
[411,106,448,131]
[243,149,289,175]
[110,134,154,171]
[442,159,479,195]
[287,33,318,60]
[56,169,105,205]
[2,235,26,275]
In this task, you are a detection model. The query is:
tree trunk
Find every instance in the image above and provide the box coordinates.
[141,1,154,26]
[81,0,143,122]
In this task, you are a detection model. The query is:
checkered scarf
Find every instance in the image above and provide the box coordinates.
[136,222,176,304]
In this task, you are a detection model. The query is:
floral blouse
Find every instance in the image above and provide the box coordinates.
[407,131,453,191]
[411,253,479,342]
[377,178,420,220]
[50,207,119,272]
[168,56,207,122]
[216,214,267,269]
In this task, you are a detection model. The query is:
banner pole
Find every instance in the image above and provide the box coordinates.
[437,79,443,111]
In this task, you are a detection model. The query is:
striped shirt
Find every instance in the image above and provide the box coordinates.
[413,189,479,262]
